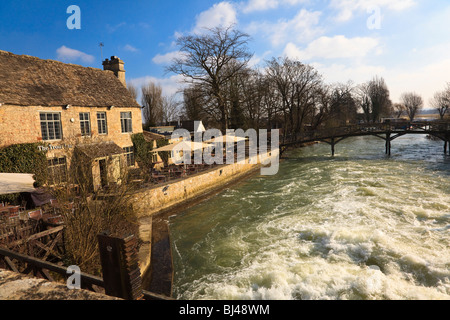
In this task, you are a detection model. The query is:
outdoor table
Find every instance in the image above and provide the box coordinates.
[0,207,10,214]
[42,213,64,226]
[152,173,166,183]
[171,169,185,178]
[0,206,19,216]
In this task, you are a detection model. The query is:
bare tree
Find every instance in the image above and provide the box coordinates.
[259,73,282,130]
[430,87,450,120]
[141,82,164,129]
[357,76,392,123]
[265,57,324,139]
[401,92,423,121]
[167,26,253,132]
[326,82,357,127]
[392,103,406,119]
[182,85,208,122]
[127,83,139,102]
[239,69,265,130]
[162,94,181,124]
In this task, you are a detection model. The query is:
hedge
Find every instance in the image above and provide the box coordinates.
[0,143,48,186]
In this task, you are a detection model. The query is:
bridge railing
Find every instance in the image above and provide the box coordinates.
[282,120,450,145]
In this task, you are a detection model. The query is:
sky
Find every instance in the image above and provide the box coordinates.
[1,0,450,108]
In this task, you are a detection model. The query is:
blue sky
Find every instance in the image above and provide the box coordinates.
[1,0,449,108]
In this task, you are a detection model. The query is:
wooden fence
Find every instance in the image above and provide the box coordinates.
[0,232,172,300]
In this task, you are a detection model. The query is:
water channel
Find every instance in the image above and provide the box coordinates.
[169,135,450,300]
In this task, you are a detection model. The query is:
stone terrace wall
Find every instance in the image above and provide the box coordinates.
[131,157,266,219]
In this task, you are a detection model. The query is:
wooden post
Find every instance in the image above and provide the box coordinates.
[331,138,335,156]
[97,232,143,300]
[386,133,391,156]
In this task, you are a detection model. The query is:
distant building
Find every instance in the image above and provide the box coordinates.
[149,126,176,136]
[0,50,142,191]
[157,120,205,134]
[175,120,206,134]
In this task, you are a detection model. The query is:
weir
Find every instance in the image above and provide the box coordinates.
[170,135,450,300]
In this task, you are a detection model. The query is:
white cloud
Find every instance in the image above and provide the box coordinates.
[313,62,386,85]
[248,50,273,68]
[283,35,380,60]
[387,58,450,106]
[243,0,278,13]
[128,74,187,97]
[106,22,127,33]
[283,0,308,4]
[193,2,237,33]
[241,0,309,13]
[56,46,95,64]
[330,0,417,22]
[311,56,450,107]
[123,44,139,52]
[247,9,323,46]
[152,51,186,65]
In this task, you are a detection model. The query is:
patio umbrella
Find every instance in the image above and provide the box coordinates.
[203,135,247,143]
[152,140,212,168]
[152,140,212,152]
[0,173,36,195]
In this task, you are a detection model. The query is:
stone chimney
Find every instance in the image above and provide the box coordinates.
[103,56,126,87]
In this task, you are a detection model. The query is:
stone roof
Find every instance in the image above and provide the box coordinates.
[0,50,140,108]
[142,131,166,142]
[76,142,125,159]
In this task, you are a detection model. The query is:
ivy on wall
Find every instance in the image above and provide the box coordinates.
[131,133,154,170]
[156,138,170,166]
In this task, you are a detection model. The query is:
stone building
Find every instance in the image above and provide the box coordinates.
[0,50,142,191]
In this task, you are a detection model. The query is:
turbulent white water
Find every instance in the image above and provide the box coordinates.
[169,136,450,300]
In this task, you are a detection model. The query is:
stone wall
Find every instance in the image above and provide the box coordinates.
[131,159,262,220]
[0,269,119,300]
[0,104,142,151]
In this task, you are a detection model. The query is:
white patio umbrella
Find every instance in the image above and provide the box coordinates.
[0,173,36,195]
[152,140,212,168]
[204,135,247,143]
[152,140,212,152]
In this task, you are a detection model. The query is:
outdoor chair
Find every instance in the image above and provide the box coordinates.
[28,209,43,220]
[47,215,64,225]
[8,206,20,215]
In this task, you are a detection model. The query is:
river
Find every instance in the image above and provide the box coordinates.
[169,135,450,300]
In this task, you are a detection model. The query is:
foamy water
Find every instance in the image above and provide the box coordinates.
[170,136,450,300]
